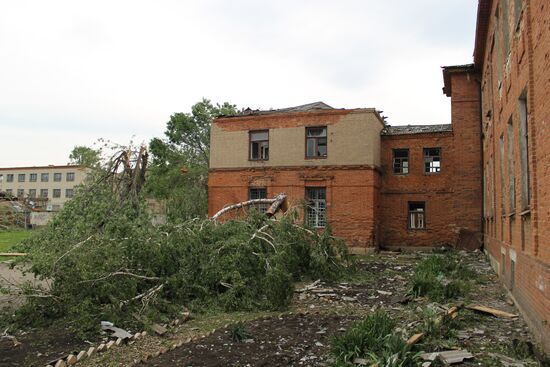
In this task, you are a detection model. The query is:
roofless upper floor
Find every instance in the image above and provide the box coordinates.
[210,102,386,169]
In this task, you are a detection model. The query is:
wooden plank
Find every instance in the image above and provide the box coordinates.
[466,304,518,318]
[0,252,27,256]
[406,332,424,345]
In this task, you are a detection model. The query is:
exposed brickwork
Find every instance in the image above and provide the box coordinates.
[208,167,380,251]
[475,0,550,352]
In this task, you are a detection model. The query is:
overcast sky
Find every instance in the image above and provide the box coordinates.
[0,0,478,167]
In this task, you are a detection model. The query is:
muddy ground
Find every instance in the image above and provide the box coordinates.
[0,251,543,367]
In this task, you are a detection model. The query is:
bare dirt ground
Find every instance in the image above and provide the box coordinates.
[0,252,543,367]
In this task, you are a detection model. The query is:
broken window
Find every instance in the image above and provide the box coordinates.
[423,148,441,174]
[249,187,268,213]
[408,202,425,230]
[518,93,530,209]
[17,189,24,197]
[393,149,409,174]
[306,187,326,228]
[306,127,327,158]
[249,130,269,160]
[507,118,515,212]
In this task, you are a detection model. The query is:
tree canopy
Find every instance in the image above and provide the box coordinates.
[68,145,101,167]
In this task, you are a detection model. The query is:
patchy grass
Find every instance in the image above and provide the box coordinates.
[331,309,421,366]
[0,230,33,254]
[409,252,474,301]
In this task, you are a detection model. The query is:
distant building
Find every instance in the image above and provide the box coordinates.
[0,165,89,211]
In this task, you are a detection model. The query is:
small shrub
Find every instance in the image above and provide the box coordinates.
[230,322,251,342]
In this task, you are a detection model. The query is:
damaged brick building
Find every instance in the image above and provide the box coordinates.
[208,0,550,351]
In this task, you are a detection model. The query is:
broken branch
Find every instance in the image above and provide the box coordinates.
[211,193,287,221]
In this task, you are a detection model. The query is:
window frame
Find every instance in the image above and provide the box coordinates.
[249,130,269,161]
[66,172,75,182]
[65,188,74,198]
[17,189,24,197]
[305,126,328,159]
[30,173,37,182]
[392,148,410,175]
[53,189,61,198]
[28,189,36,198]
[18,174,25,182]
[54,172,62,182]
[305,187,327,228]
[248,187,268,213]
[41,173,49,182]
[408,201,426,230]
[40,189,49,198]
[423,147,442,174]
[6,174,14,182]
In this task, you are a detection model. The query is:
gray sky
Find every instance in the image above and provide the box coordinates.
[0,0,478,167]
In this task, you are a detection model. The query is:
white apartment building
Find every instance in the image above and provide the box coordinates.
[0,165,89,211]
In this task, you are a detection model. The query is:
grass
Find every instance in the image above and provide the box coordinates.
[0,229,33,254]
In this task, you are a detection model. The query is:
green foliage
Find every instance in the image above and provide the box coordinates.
[146,98,238,220]
[8,176,350,337]
[0,230,33,253]
[331,310,421,366]
[230,322,251,342]
[409,253,473,301]
[68,145,101,167]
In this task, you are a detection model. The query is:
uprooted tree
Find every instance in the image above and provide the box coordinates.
[3,145,351,337]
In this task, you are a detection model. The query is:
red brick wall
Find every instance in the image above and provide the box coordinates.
[477,0,550,352]
[208,166,380,251]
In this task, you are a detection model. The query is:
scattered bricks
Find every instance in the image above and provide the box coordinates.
[106,340,116,350]
[76,350,87,361]
[86,346,96,357]
[96,343,105,352]
[66,354,77,365]
[54,360,67,367]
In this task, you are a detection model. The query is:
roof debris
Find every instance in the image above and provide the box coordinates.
[382,124,453,136]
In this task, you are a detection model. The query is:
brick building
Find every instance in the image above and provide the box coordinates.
[208,98,482,253]
[471,0,550,351]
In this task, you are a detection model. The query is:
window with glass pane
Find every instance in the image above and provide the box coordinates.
[66,172,75,182]
[17,189,24,197]
[306,127,327,158]
[53,189,61,198]
[40,189,48,198]
[29,189,36,198]
[54,173,62,182]
[393,149,409,174]
[249,130,269,160]
[249,187,268,213]
[408,202,425,229]
[423,148,441,173]
[65,189,74,198]
[30,173,37,182]
[306,187,326,228]
[18,174,25,182]
[41,173,49,182]
[7,174,13,182]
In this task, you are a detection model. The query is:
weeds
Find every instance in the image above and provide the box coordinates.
[409,253,473,301]
[331,310,421,366]
[230,322,252,342]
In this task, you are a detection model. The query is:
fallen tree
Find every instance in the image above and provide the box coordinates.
[2,148,351,337]
[211,193,287,221]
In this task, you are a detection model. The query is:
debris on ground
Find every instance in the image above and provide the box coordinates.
[466,304,519,318]
[100,322,132,340]
[420,350,474,364]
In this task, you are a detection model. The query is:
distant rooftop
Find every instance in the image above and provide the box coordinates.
[382,124,453,136]
[224,101,334,117]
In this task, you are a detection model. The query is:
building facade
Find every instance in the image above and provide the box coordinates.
[0,165,88,211]
[208,100,482,254]
[472,0,550,351]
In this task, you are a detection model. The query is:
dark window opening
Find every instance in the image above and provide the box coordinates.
[518,93,530,209]
[249,130,269,160]
[408,202,425,230]
[306,127,327,158]
[249,187,268,213]
[423,148,441,173]
[306,187,326,228]
[393,149,409,174]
